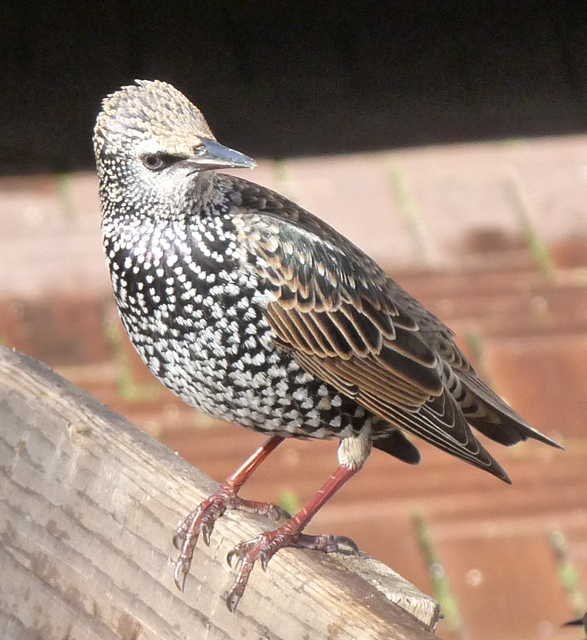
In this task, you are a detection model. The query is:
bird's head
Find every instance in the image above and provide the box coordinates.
[93,79,256,217]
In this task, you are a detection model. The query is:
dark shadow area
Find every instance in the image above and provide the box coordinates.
[2,0,587,173]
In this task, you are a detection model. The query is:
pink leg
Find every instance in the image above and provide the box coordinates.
[174,435,286,590]
[225,463,360,612]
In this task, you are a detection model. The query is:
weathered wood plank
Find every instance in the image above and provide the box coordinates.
[0,346,439,639]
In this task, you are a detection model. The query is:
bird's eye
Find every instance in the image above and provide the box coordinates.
[193,144,207,157]
[141,153,169,171]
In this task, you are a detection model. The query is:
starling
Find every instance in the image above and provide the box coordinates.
[94,80,562,611]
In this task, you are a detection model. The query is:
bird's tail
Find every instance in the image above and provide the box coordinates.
[456,368,563,449]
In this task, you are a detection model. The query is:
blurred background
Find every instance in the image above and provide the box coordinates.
[1,1,587,638]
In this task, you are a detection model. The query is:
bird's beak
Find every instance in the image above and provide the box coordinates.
[186,139,257,172]
[563,615,587,629]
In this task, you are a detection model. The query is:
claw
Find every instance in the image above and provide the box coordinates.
[226,547,241,569]
[334,535,360,555]
[171,435,288,603]
[268,505,291,521]
[226,585,244,614]
[172,531,184,550]
[174,446,360,613]
[223,527,362,611]
[201,520,213,546]
[225,553,256,612]
[259,549,272,572]
[174,561,188,591]
[291,532,359,555]
[173,488,286,593]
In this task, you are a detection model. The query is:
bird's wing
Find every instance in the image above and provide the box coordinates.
[433,337,561,448]
[234,208,510,481]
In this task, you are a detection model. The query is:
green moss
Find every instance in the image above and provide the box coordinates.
[549,530,587,621]
[413,510,463,639]
[387,160,429,265]
[55,173,77,219]
[503,171,555,281]
[278,491,301,516]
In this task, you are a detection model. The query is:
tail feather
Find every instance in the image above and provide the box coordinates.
[373,427,421,465]
[457,369,563,450]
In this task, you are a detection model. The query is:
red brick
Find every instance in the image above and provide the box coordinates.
[67,172,102,225]
[0,175,64,241]
[436,533,569,640]
[0,173,110,296]
[484,334,587,439]
[397,143,527,268]
[501,136,587,242]
[0,295,113,365]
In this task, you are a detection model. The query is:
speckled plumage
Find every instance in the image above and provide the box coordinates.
[94,80,561,610]
[100,169,381,444]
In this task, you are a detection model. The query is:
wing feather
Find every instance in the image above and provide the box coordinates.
[230,195,559,482]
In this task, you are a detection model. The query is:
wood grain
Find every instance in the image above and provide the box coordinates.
[0,346,439,640]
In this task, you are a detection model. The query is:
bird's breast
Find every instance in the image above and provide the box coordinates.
[103,213,280,372]
[100,215,371,438]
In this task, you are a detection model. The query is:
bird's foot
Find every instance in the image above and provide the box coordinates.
[173,486,289,591]
[225,527,359,612]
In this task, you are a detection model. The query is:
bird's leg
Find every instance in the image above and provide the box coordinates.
[174,434,287,590]
[225,462,360,612]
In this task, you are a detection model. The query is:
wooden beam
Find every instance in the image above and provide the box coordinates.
[0,346,439,639]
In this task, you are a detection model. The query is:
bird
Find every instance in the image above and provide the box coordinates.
[93,79,562,612]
